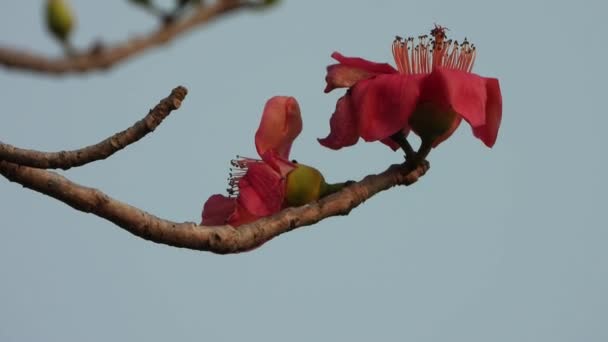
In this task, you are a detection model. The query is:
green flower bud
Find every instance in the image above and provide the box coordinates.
[285,164,353,207]
[253,0,280,10]
[285,164,326,207]
[46,0,75,42]
[262,0,280,6]
[130,0,152,5]
[409,101,458,147]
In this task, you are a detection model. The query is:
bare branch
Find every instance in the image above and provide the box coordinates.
[0,1,263,75]
[0,86,187,170]
[0,159,429,254]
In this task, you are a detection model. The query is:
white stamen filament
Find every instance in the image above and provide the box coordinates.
[226,155,260,198]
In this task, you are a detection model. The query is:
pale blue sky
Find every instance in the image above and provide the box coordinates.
[1,0,607,341]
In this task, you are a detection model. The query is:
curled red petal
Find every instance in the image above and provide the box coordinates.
[318,94,360,150]
[260,149,296,177]
[320,74,424,150]
[325,52,398,93]
[330,52,398,75]
[325,64,378,93]
[255,96,303,159]
[201,194,236,226]
[237,162,285,217]
[472,78,502,147]
[352,74,425,142]
[421,68,502,147]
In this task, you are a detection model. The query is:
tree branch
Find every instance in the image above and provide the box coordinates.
[0,86,187,170]
[0,159,429,254]
[0,1,264,75]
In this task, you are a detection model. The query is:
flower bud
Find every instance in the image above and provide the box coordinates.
[262,0,280,7]
[177,0,200,7]
[408,101,459,147]
[285,163,326,207]
[252,0,280,10]
[46,0,75,42]
[130,0,152,6]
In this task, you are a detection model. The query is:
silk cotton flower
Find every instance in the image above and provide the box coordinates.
[201,96,302,227]
[319,25,502,151]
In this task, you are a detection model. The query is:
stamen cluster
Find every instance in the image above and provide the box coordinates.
[391,25,476,75]
[228,155,258,197]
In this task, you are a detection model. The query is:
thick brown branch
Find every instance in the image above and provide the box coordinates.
[0,1,261,75]
[0,160,429,254]
[0,86,187,170]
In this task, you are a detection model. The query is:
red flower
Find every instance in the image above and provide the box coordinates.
[201,96,302,226]
[319,25,502,151]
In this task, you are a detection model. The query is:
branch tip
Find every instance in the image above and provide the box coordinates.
[0,86,188,169]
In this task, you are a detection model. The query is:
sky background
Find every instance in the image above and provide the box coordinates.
[1,0,607,341]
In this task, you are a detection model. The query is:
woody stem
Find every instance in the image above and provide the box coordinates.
[405,140,433,170]
[390,132,416,161]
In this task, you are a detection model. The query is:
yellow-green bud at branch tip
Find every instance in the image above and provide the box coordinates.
[252,0,280,10]
[46,0,75,42]
[177,0,200,7]
[130,0,152,6]
[408,101,459,147]
[263,0,280,6]
[285,163,350,207]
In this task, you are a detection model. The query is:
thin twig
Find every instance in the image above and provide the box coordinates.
[0,160,430,254]
[0,86,187,170]
[0,1,264,75]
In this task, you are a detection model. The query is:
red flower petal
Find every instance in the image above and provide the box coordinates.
[421,68,502,147]
[201,194,236,226]
[331,52,398,75]
[472,78,502,147]
[352,74,425,142]
[260,150,296,177]
[237,162,285,217]
[319,74,426,150]
[226,203,258,227]
[255,96,302,160]
[325,52,397,93]
[318,94,360,149]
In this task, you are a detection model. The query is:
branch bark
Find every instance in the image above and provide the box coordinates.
[0,159,429,254]
[0,1,263,75]
[0,86,187,170]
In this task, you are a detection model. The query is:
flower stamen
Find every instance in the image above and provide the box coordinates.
[227,155,259,197]
[392,25,476,75]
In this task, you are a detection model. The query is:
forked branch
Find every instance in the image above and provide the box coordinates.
[0,83,429,254]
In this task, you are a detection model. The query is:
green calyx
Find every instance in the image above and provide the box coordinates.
[285,164,325,207]
[285,163,351,207]
[408,102,458,146]
[46,0,75,42]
